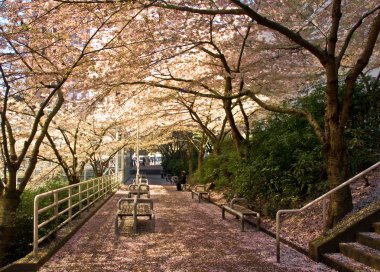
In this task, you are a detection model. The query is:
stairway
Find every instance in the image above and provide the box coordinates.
[323,222,380,272]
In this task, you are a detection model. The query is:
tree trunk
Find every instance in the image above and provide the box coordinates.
[213,144,221,155]
[93,166,101,177]
[222,99,244,154]
[324,112,353,229]
[197,148,204,179]
[68,173,80,185]
[5,166,18,197]
[187,144,194,177]
[90,160,102,178]
[323,63,353,229]
[0,196,21,267]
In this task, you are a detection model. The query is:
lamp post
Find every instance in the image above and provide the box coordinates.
[115,130,119,175]
[136,118,140,184]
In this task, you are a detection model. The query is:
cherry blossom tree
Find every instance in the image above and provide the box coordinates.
[44,0,380,227]
[41,108,132,184]
[0,0,149,264]
[101,10,260,155]
[143,0,380,227]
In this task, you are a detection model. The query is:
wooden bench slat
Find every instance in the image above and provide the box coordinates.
[191,184,212,203]
[191,191,210,203]
[118,204,152,217]
[222,198,260,232]
[224,205,257,215]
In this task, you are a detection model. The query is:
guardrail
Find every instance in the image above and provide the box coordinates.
[276,161,380,262]
[33,173,120,256]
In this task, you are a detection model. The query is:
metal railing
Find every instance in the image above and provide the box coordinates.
[276,161,380,262]
[33,173,120,256]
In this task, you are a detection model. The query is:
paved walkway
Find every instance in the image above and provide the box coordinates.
[38,176,333,272]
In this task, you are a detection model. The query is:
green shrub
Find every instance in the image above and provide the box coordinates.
[194,78,379,218]
[6,178,67,264]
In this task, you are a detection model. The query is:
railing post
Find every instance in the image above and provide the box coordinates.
[86,180,94,203]
[33,196,39,257]
[97,178,100,199]
[99,177,102,197]
[79,183,82,212]
[68,187,72,221]
[103,176,106,195]
[276,211,281,263]
[103,177,105,195]
[96,178,98,197]
[100,177,103,196]
[54,191,59,230]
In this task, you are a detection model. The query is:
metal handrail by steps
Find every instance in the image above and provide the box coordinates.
[276,161,380,262]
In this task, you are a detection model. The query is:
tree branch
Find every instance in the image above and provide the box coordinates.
[0,64,11,163]
[247,92,324,143]
[327,0,342,58]
[340,10,380,128]
[228,0,327,65]
[236,20,252,72]
[19,89,65,192]
[115,80,249,100]
[338,5,380,63]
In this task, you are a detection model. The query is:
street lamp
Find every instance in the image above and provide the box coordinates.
[136,116,140,184]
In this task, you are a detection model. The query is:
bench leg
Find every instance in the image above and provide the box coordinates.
[191,192,194,199]
[257,216,260,231]
[222,208,225,219]
[133,215,137,233]
[133,203,137,232]
[241,217,245,232]
[198,194,201,203]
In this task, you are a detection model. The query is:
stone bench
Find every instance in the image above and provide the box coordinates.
[127,184,150,198]
[191,184,211,203]
[222,198,260,231]
[115,196,154,234]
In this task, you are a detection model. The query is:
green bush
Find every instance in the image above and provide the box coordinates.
[194,78,379,218]
[6,178,67,264]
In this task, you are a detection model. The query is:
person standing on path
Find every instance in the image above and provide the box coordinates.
[178,170,187,191]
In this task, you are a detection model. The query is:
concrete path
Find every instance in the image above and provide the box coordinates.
[38,175,333,272]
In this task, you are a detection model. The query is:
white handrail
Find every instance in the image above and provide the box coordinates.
[33,173,120,256]
[275,161,380,262]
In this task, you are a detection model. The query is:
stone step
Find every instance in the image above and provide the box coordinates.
[323,253,378,272]
[357,232,380,251]
[340,242,380,270]
[373,222,380,234]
